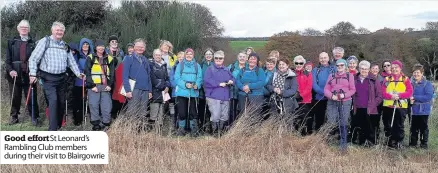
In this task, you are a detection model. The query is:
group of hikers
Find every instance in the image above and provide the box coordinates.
[6,20,436,150]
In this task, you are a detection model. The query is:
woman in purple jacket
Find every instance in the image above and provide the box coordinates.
[353,60,383,146]
[204,50,235,137]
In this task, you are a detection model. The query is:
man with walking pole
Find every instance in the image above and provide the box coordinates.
[28,21,84,131]
[6,20,40,125]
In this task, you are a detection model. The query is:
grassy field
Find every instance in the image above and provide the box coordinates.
[229,40,267,52]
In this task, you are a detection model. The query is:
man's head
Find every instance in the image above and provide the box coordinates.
[17,20,30,36]
[126,43,134,55]
[133,38,146,55]
[51,21,65,41]
[332,47,344,60]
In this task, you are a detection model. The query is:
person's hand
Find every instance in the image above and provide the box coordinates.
[78,73,85,79]
[149,93,152,99]
[105,86,111,91]
[227,80,234,85]
[91,87,98,92]
[339,93,345,99]
[274,88,280,94]
[29,76,37,84]
[219,82,227,87]
[391,94,399,100]
[332,95,338,101]
[193,85,198,90]
[243,85,249,92]
[126,92,133,99]
[186,83,193,89]
[164,87,169,93]
[410,96,415,104]
[9,70,17,78]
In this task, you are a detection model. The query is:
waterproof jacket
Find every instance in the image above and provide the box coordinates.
[382,74,413,108]
[199,59,213,98]
[324,71,356,101]
[263,68,276,96]
[106,47,124,68]
[266,69,299,113]
[295,69,312,104]
[162,53,177,74]
[122,53,152,92]
[74,38,94,86]
[169,61,180,98]
[174,59,203,98]
[84,53,115,89]
[312,64,336,100]
[150,60,170,103]
[204,63,235,101]
[353,74,383,115]
[227,61,246,99]
[410,77,434,115]
[5,35,35,80]
[236,64,266,96]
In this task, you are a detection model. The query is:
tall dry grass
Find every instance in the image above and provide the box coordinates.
[2,102,438,173]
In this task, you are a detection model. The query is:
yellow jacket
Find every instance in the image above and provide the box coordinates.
[382,75,413,108]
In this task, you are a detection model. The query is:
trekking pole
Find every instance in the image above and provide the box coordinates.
[82,78,86,129]
[10,76,17,108]
[31,87,35,125]
[187,83,192,131]
[390,100,400,128]
[20,86,32,130]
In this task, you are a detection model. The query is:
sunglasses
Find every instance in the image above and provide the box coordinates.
[295,62,304,65]
[383,64,391,67]
[205,54,213,56]
[336,64,345,67]
[214,57,224,60]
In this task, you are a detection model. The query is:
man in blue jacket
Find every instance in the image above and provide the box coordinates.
[311,52,336,132]
[122,38,152,118]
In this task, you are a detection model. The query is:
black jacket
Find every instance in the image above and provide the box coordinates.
[150,60,170,103]
[84,53,115,89]
[5,35,35,79]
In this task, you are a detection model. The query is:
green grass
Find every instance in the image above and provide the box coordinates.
[229,41,268,52]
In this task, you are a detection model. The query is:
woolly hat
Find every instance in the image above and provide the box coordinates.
[185,48,194,55]
[95,39,105,47]
[392,60,403,69]
[305,62,314,68]
[108,35,118,43]
[214,50,224,58]
[347,55,358,63]
[126,43,134,48]
[336,59,348,67]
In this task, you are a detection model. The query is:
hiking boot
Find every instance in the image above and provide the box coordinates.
[102,123,111,132]
[211,122,218,137]
[189,120,199,137]
[218,121,226,137]
[176,120,186,137]
[8,116,19,125]
[32,118,39,126]
[420,144,428,149]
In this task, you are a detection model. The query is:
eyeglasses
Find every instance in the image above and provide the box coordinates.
[383,64,391,67]
[295,62,304,65]
[205,54,213,56]
[214,57,224,60]
[336,64,345,67]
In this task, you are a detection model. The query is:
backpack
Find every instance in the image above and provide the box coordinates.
[37,36,70,75]
[327,71,350,85]
[239,66,260,79]
[179,60,199,78]
[315,65,335,85]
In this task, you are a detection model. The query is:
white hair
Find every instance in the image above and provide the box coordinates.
[159,40,173,52]
[51,21,65,31]
[17,20,30,31]
[359,60,371,69]
[153,49,162,55]
[293,55,306,64]
[133,38,146,47]
[332,47,344,54]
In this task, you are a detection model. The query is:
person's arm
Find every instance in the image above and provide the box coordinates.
[281,77,298,98]
[248,68,267,89]
[67,51,81,77]
[203,67,219,89]
[265,74,274,93]
[398,78,413,99]
[343,74,356,98]
[195,63,203,89]
[5,40,13,74]
[175,63,187,89]
[374,79,383,106]
[170,68,177,88]
[413,82,434,102]
[28,37,47,76]
[108,58,115,87]
[324,75,334,98]
[122,55,133,92]
[84,55,95,89]
[312,69,324,95]
[381,78,393,100]
[146,60,152,92]
[236,70,244,90]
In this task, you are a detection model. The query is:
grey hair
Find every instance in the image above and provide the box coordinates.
[17,20,30,31]
[133,38,146,47]
[293,55,306,64]
[332,47,344,54]
[51,21,65,31]
[159,40,173,52]
[359,60,371,69]
[153,49,162,55]
[319,52,329,58]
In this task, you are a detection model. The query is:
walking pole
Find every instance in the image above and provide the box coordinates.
[339,90,347,151]
[10,76,17,108]
[82,78,86,129]
[20,86,32,130]
[186,83,192,132]
[31,87,35,126]
[390,100,399,128]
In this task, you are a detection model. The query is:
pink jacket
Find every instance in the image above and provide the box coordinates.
[324,72,356,101]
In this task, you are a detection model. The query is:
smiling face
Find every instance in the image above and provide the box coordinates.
[334,51,344,60]
[266,62,275,71]
[371,65,379,76]
[359,67,369,77]
[18,25,29,36]
[319,53,329,65]
[205,51,213,61]
[391,64,401,75]
[185,52,194,61]
[383,62,391,74]
[305,64,312,72]
[153,51,162,63]
[134,42,145,55]
[278,61,289,73]
[214,56,224,66]
[82,42,89,52]
[177,53,185,62]
[238,53,247,64]
[128,46,134,55]
[294,61,305,71]
[413,70,423,81]
[160,44,169,53]
[336,63,346,73]
[51,25,64,40]
[349,61,357,70]
[248,56,258,68]
[96,46,105,55]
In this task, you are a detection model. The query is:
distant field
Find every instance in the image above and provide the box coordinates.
[229,41,268,52]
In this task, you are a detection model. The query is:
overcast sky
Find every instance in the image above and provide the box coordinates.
[2,0,438,37]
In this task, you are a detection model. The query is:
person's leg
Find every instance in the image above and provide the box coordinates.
[100,88,112,127]
[150,103,160,123]
[340,100,352,147]
[294,103,306,134]
[391,108,406,148]
[189,97,199,136]
[9,77,23,123]
[57,77,67,129]
[72,86,83,125]
[206,98,219,134]
[313,100,328,132]
[356,108,367,145]
[382,107,392,138]
[176,97,188,135]
[88,87,101,130]
[409,116,419,146]
[419,116,429,148]
[42,73,62,131]
[369,114,380,145]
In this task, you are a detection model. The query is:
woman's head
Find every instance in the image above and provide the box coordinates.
[382,60,392,74]
[177,51,185,62]
[347,56,358,70]
[336,59,348,73]
[94,40,105,55]
[370,63,379,76]
[358,60,370,77]
[247,53,259,68]
[246,47,254,55]
[412,64,424,81]
[332,47,344,60]
[185,48,194,61]
[204,48,214,61]
[278,57,290,73]
[293,55,306,71]
[305,62,313,72]
[265,58,276,71]
[153,49,162,62]
[237,51,247,64]
[213,50,225,66]
[391,60,403,75]
[159,40,173,54]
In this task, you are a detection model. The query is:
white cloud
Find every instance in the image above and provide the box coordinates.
[195,0,438,37]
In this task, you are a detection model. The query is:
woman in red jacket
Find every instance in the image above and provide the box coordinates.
[292,55,313,135]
